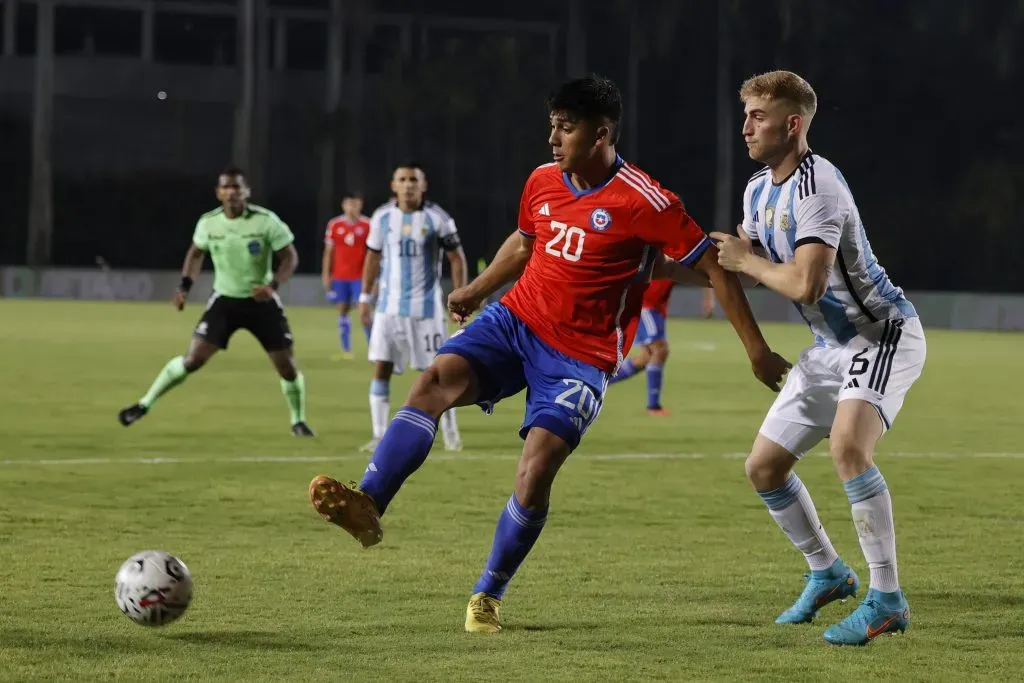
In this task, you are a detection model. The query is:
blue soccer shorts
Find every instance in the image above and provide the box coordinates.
[438,303,608,451]
[635,308,667,346]
[327,278,362,305]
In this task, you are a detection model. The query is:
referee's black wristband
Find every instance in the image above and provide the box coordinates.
[178,275,193,294]
[269,278,280,291]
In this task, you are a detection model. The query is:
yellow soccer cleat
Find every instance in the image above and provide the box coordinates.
[308,475,383,548]
[465,592,502,633]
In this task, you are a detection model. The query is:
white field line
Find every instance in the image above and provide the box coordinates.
[1,451,1024,467]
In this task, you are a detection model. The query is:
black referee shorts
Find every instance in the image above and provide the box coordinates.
[194,293,293,352]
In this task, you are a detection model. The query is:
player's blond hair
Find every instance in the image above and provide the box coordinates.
[739,71,817,119]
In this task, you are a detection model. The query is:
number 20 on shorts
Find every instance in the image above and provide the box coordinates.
[555,379,598,421]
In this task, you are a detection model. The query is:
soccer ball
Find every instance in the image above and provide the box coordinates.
[114,550,193,626]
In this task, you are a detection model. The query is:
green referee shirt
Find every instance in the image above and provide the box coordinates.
[192,204,295,298]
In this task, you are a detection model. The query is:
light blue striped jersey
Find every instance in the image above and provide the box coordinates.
[741,152,916,347]
[367,200,460,319]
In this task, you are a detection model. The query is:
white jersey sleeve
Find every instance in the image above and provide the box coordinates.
[794,193,843,249]
[741,169,768,242]
[366,204,392,252]
[793,171,846,250]
[428,202,461,251]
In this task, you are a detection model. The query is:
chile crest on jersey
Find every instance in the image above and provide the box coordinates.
[590,208,612,232]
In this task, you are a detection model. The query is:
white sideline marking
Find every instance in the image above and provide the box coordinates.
[1,451,1024,467]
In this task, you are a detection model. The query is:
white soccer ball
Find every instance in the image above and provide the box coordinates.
[114,550,193,626]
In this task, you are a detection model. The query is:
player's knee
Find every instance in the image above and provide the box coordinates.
[828,433,873,472]
[650,340,669,364]
[406,365,454,418]
[744,451,789,491]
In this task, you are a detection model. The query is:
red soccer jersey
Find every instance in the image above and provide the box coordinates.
[324,214,371,280]
[501,160,710,373]
[642,280,674,317]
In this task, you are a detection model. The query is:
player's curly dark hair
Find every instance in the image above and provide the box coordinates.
[546,74,622,144]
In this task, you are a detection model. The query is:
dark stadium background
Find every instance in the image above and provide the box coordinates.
[0,0,1019,292]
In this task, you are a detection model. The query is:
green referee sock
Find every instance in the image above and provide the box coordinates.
[280,373,307,425]
[139,356,189,409]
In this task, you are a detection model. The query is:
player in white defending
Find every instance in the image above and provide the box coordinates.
[359,162,467,452]
[711,71,925,646]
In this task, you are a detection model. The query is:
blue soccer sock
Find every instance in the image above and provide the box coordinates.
[339,315,352,352]
[472,494,548,599]
[646,363,664,409]
[358,406,436,515]
[609,357,639,384]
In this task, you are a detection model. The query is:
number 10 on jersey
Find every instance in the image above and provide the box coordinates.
[545,221,586,262]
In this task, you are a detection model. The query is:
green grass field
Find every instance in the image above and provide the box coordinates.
[1,299,1022,681]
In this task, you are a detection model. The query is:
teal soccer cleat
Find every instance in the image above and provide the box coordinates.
[823,588,910,646]
[775,559,860,624]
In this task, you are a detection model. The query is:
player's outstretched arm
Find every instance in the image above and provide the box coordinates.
[694,246,792,392]
[708,232,835,305]
[448,229,533,323]
[652,253,710,287]
[174,243,206,311]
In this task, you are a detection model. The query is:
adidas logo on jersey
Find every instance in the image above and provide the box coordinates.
[538,203,551,216]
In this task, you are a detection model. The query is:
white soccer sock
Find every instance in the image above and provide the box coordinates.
[369,379,390,439]
[440,409,459,441]
[845,466,899,592]
[760,474,840,572]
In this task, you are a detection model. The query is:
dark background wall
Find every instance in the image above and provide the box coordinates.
[0,0,1020,292]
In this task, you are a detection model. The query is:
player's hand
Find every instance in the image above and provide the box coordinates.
[172,291,187,311]
[750,348,793,392]
[322,276,331,293]
[709,230,754,273]
[447,286,484,325]
[252,285,275,302]
[359,302,373,329]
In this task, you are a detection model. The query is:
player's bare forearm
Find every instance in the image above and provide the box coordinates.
[447,247,468,290]
[698,250,771,360]
[273,244,299,285]
[652,253,710,287]
[181,244,205,280]
[741,255,827,305]
[361,250,382,296]
[465,230,533,299]
[715,238,834,305]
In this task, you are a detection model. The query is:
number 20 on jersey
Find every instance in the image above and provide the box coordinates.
[545,220,586,262]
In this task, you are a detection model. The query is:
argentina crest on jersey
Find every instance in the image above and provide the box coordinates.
[590,208,612,232]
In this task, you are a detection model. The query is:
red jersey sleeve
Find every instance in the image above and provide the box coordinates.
[324,222,335,246]
[633,193,711,267]
[517,172,538,237]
